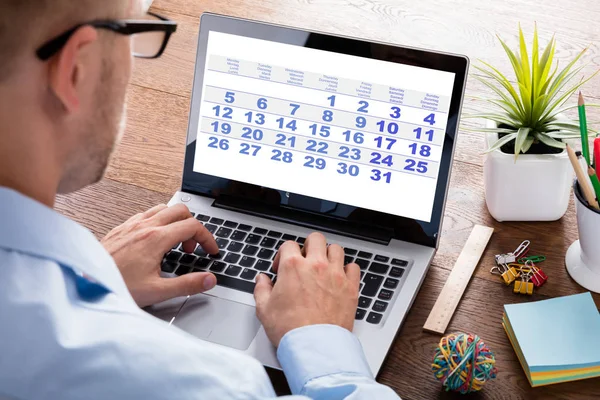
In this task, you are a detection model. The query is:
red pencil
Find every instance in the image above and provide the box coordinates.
[595,137,600,176]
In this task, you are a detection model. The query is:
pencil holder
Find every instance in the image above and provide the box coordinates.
[565,180,600,293]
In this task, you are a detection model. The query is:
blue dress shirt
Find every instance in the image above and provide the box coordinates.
[0,187,400,399]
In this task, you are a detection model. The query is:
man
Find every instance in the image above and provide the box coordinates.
[0,1,401,399]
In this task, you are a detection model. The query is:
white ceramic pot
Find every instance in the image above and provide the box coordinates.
[483,120,573,222]
[565,181,600,293]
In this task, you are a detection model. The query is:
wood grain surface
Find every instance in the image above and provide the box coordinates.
[56,0,600,398]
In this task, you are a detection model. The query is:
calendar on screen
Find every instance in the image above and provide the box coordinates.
[194,32,455,222]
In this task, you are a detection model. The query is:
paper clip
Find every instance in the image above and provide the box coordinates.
[513,270,534,295]
[512,240,530,258]
[517,255,546,264]
[495,240,530,265]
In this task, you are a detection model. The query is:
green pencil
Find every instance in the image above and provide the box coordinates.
[589,166,600,201]
[578,92,590,165]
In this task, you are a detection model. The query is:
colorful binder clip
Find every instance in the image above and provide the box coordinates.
[490,263,520,285]
[526,261,548,288]
[513,271,534,295]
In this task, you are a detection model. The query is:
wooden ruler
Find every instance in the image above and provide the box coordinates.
[423,225,494,335]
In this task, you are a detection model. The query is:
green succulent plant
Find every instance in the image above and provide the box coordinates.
[468,25,598,160]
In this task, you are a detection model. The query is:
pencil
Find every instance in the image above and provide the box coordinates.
[578,92,590,165]
[567,144,599,209]
[588,166,600,203]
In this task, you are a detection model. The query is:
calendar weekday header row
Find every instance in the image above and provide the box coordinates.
[208,55,451,112]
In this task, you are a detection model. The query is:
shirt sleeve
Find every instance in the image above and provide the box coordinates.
[276,324,401,399]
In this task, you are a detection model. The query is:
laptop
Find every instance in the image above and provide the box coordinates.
[147,12,469,376]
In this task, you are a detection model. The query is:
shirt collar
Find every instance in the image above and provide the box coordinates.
[0,186,130,298]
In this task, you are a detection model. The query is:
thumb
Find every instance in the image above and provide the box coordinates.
[159,272,217,301]
[253,273,273,311]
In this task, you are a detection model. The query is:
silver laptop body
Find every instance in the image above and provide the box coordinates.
[147,13,469,376]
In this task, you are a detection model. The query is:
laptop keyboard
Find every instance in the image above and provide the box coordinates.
[162,212,410,325]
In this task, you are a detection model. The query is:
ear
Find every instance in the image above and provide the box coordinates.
[48,26,99,113]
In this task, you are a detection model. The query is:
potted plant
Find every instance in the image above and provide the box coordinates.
[468,25,598,222]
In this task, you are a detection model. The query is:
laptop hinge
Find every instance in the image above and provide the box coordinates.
[212,195,392,245]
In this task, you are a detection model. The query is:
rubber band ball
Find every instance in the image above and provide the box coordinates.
[432,332,497,394]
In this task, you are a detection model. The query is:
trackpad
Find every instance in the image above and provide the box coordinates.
[173,294,260,351]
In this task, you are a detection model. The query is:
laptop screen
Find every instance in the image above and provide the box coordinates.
[182,14,468,247]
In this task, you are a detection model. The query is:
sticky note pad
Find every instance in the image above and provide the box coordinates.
[503,292,600,386]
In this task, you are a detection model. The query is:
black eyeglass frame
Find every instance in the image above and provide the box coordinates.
[36,12,177,61]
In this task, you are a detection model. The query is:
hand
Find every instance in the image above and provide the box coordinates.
[101,204,219,308]
[253,232,360,346]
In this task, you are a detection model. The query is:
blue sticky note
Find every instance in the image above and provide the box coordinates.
[504,292,600,372]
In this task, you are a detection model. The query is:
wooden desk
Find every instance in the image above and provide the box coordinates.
[56,0,600,398]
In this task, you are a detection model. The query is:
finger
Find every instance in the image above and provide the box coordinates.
[272,241,302,274]
[181,239,198,253]
[149,203,193,226]
[142,204,168,219]
[158,272,217,302]
[253,273,273,313]
[345,262,361,290]
[327,243,344,265]
[303,232,327,260]
[159,217,219,255]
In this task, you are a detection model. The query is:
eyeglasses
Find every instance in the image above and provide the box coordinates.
[36,12,177,61]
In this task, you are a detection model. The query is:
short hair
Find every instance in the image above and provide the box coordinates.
[0,0,128,82]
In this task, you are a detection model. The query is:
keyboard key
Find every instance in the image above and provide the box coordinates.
[166,251,182,262]
[367,312,383,324]
[355,308,367,320]
[224,220,238,228]
[242,245,259,256]
[358,251,373,259]
[372,300,388,313]
[263,272,274,280]
[240,268,257,281]
[209,217,224,225]
[161,262,177,273]
[215,239,228,250]
[344,256,354,265]
[392,258,409,267]
[238,224,252,231]
[384,278,399,289]
[344,248,357,256]
[355,258,369,270]
[245,234,261,245]
[257,248,274,260]
[297,237,306,245]
[204,224,218,234]
[210,261,227,273]
[378,289,393,301]
[175,265,191,276]
[225,265,242,277]
[260,237,277,248]
[362,273,384,297]
[276,240,285,249]
[254,227,268,235]
[216,227,233,238]
[255,259,271,271]
[360,270,365,279]
[282,234,297,241]
[194,258,211,270]
[214,273,255,294]
[209,251,224,260]
[390,267,405,278]
[193,246,207,257]
[360,282,364,292]
[358,296,372,308]
[369,262,389,275]
[224,253,241,264]
[230,230,247,241]
[196,214,210,222]
[267,230,282,238]
[239,256,256,268]
[179,254,197,265]
[374,255,390,263]
[227,241,244,253]
[189,212,196,217]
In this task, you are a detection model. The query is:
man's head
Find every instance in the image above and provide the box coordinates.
[0,0,143,197]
